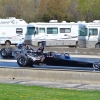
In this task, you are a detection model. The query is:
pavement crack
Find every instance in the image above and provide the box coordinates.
[73,84,87,88]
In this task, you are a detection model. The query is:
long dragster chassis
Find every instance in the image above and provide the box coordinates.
[0,46,100,70]
[16,52,100,70]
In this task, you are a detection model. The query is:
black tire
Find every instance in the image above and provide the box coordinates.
[95,43,100,48]
[7,47,14,58]
[27,58,33,67]
[93,62,99,70]
[97,61,100,70]
[17,55,28,67]
[0,48,9,58]
[5,41,11,46]
[75,42,79,48]
[38,42,41,46]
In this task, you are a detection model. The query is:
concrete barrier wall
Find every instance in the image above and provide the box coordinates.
[28,47,100,55]
[0,68,100,84]
[1,46,100,55]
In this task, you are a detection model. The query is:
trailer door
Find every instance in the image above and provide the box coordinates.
[38,27,46,40]
[45,27,58,46]
[86,28,98,48]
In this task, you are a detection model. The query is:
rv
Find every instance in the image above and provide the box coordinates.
[25,20,80,47]
[0,17,27,45]
[78,20,100,48]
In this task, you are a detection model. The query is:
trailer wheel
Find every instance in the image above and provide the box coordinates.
[76,42,79,48]
[0,48,9,58]
[17,55,28,67]
[38,42,41,46]
[95,43,100,48]
[5,41,11,46]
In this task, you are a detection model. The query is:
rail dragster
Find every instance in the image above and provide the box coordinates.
[0,45,100,70]
[17,47,100,70]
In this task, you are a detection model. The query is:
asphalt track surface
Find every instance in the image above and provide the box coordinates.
[0,55,100,72]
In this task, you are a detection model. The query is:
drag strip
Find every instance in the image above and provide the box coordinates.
[0,56,100,72]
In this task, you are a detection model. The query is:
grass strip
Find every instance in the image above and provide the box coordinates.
[0,83,99,100]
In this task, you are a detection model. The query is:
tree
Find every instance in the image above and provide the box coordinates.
[37,0,71,22]
[0,0,37,22]
[68,0,100,22]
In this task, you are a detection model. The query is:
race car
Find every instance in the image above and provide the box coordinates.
[16,50,100,70]
[0,45,44,59]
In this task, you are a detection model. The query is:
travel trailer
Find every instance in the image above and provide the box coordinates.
[0,17,27,45]
[25,20,80,47]
[78,20,100,48]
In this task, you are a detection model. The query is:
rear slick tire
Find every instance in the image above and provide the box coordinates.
[17,55,28,67]
[27,58,33,67]
[0,48,9,58]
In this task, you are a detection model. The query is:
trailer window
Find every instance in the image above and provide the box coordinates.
[60,28,71,33]
[47,28,58,34]
[27,27,35,35]
[16,28,23,35]
[89,28,98,36]
[79,28,87,36]
[39,28,45,33]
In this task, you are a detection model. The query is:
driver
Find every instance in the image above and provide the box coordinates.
[36,46,44,54]
[17,41,25,49]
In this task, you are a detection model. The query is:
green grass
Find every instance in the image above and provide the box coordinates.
[0,83,100,100]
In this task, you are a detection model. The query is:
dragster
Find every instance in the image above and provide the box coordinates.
[0,45,100,70]
[17,52,99,70]
[16,47,100,70]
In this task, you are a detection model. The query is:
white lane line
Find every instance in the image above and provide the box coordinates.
[0,59,17,62]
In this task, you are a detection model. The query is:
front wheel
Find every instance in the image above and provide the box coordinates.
[17,55,28,67]
[93,62,99,70]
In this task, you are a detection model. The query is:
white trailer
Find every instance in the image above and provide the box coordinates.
[78,20,100,48]
[25,20,80,47]
[0,17,27,45]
